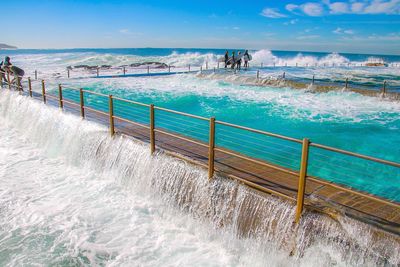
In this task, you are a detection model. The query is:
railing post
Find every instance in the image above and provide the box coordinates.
[123,66,126,76]
[109,95,115,136]
[28,77,32,97]
[188,64,191,72]
[208,117,216,179]
[58,84,63,108]
[261,62,263,68]
[217,62,219,69]
[41,80,46,103]
[200,66,202,74]
[79,88,85,118]
[283,72,286,79]
[35,70,37,80]
[67,68,70,78]
[96,67,99,77]
[382,81,387,97]
[7,71,11,90]
[257,70,259,79]
[213,67,216,73]
[150,104,155,154]
[206,61,208,70]
[295,138,310,223]
[168,65,171,73]
[147,66,150,74]
[312,75,315,84]
[345,78,348,89]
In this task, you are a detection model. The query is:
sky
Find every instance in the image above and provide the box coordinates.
[2,0,400,54]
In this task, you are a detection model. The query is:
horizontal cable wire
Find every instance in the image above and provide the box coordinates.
[216,137,299,168]
[216,131,300,159]
[155,111,208,128]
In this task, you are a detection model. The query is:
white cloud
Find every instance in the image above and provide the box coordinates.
[368,32,400,40]
[285,0,400,16]
[341,32,400,41]
[284,19,299,25]
[285,2,325,16]
[333,27,355,34]
[285,4,299,12]
[119,29,131,34]
[296,35,320,40]
[233,26,240,30]
[363,0,400,14]
[351,2,365,13]
[302,2,325,16]
[329,2,350,14]
[260,8,287,18]
[118,29,142,36]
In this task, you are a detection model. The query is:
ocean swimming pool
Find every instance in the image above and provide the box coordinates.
[33,73,399,202]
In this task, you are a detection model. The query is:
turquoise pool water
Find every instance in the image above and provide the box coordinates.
[51,74,400,201]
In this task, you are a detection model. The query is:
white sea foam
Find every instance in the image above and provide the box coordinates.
[73,74,400,124]
[250,50,350,66]
[0,90,399,266]
[6,49,400,82]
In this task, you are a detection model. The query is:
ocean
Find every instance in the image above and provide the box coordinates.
[0,48,399,266]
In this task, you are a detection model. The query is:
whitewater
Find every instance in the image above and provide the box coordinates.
[0,48,400,266]
[0,88,399,266]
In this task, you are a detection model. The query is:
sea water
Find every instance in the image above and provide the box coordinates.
[1,49,399,198]
[0,49,399,265]
[0,90,399,266]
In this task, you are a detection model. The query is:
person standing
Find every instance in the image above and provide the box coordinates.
[231,51,236,69]
[0,56,12,85]
[224,50,229,68]
[236,51,242,70]
[244,50,250,68]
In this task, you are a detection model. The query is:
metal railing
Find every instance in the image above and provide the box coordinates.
[1,71,400,227]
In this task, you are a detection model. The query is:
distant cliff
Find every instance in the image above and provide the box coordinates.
[0,43,17,50]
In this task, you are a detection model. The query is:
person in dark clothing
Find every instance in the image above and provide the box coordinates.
[244,50,250,68]
[231,51,236,69]
[0,60,5,85]
[10,65,25,90]
[236,51,242,70]
[3,56,11,67]
[0,56,12,86]
[224,51,229,68]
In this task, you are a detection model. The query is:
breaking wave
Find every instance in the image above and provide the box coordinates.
[0,90,399,266]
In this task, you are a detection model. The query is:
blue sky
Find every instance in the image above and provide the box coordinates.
[2,0,400,54]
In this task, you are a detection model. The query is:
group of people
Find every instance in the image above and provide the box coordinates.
[224,50,251,70]
[0,56,25,90]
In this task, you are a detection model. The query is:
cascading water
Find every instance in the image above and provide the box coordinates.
[0,90,399,266]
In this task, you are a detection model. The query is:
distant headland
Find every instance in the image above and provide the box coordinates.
[0,43,17,50]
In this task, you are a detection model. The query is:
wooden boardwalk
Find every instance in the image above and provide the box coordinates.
[32,92,400,235]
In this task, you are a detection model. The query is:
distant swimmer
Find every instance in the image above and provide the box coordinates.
[243,50,252,68]
[224,50,229,68]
